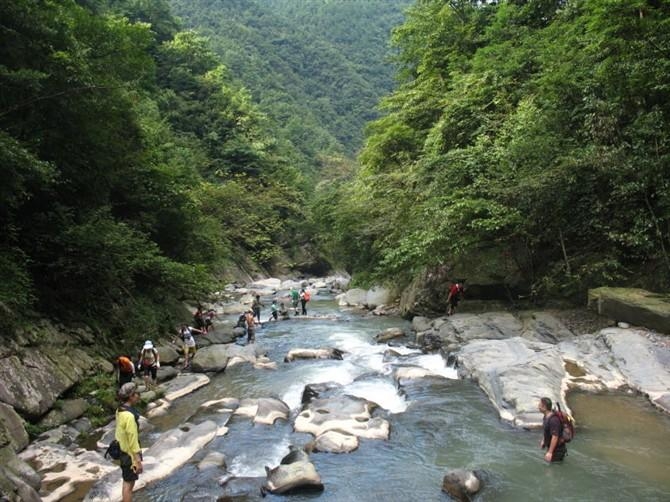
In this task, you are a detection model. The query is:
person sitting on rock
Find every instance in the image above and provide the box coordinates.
[136,340,160,390]
[279,301,290,320]
[115,355,136,388]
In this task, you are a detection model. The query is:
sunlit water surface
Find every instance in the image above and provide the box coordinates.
[132,297,670,502]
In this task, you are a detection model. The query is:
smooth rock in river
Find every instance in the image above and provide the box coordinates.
[284,348,344,362]
[311,431,359,453]
[262,447,323,495]
[85,420,218,502]
[374,327,405,343]
[442,469,483,501]
[295,395,389,440]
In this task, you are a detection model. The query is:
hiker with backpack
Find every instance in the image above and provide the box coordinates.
[115,355,136,388]
[538,396,571,462]
[290,287,300,315]
[446,280,465,316]
[299,288,310,315]
[136,340,160,390]
[115,382,143,502]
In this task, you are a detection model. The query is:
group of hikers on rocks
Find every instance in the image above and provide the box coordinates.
[107,279,574,502]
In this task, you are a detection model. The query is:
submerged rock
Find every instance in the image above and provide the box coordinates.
[442,469,483,501]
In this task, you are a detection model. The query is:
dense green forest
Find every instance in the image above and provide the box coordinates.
[0,0,312,338]
[168,0,410,167]
[2,0,669,340]
[317,0,670,299]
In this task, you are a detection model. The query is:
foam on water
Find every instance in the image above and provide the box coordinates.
[280,362,359,409]
[409,353,458,379]
[227,436,292,477]
[344,378,409,413]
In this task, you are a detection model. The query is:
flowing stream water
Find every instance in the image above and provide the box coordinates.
[130,295,670,502]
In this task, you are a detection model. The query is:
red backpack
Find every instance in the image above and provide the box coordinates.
[303,290,311,301]
[554,403,575,443]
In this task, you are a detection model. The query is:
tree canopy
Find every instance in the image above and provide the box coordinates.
[319,0,670,298]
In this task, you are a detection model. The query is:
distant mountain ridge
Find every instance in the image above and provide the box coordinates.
[169,0,411,158]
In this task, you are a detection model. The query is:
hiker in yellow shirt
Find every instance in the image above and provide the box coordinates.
[116,383,143,501]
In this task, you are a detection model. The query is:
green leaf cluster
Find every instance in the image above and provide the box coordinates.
[325,0,670,298]
[0,0,304,340]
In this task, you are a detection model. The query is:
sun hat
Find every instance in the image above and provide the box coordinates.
[143,340,154,350]
[118,382,138,401]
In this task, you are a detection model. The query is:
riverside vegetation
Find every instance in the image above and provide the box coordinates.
[1,0,670,499]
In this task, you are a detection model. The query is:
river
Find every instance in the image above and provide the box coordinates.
[128,294,670,501]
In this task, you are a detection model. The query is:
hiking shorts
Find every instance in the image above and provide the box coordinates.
[183,345,196,356]
[141,364,157,380]
[120,452,139,482]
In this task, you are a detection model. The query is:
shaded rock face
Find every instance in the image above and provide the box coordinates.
[262,447,323,495]
[38,398,88,429]
[0,347,100,418]
[588,287,670,334]
[442,469,483,501]
[0,403,29,453]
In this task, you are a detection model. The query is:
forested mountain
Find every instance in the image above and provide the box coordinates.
[168,0,410,164]
[319,0,670,298]
[0,0,305,338]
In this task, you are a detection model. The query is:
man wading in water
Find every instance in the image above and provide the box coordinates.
[539,397,567,462]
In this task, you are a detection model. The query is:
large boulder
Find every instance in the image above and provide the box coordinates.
[295,395,389,440]
[588,287,670,334]
[442,469,483,501]
[339,288,368,307]
[85,420,219,502]
[0,347,99,418]
[156,345,180,365]
[311,431,359,454]
[233,398,290,425]
[456,337,567,427]
[190,345,230,373]
[366,286,393,309]
[262,447,323,495]
[0,403,29,453]
[519,311,575,343]
[38,398,88,429]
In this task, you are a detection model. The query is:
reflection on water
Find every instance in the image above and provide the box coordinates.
[569,391,670,487]
[132,299,670,502]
